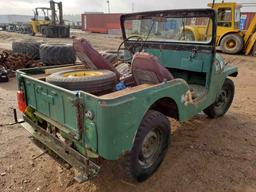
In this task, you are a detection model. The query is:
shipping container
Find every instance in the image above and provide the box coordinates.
[81,12,255,34]
[241,12,256,30]
[81,13,121,34]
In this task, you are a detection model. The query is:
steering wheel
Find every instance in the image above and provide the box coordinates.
[117,35,144,62]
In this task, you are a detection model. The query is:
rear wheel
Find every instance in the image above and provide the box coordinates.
[125,110,170,182]
[220,34,243,54]
[204,78,235,118]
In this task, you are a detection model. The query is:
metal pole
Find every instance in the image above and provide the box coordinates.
[58,2,64,25]
[107,0,110,13]
[205,0,215,39]
[50,0,56,25]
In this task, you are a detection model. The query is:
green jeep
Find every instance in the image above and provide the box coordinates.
[16,9,238,182]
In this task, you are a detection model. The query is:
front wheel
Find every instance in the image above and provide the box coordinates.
[204,78,235,118]
[220,34,243,54]
[125,110,170,182]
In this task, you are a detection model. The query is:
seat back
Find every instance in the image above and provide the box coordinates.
[73,38,120,78]
[131,52,174,85]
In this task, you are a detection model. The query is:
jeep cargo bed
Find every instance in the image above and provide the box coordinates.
[16,65,159,159]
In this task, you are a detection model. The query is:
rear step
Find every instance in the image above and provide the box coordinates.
[22,115,100,183]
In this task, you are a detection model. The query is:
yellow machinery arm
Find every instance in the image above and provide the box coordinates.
[244,15,256,55]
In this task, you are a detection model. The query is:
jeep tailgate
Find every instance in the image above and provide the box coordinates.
[19,73,83,140]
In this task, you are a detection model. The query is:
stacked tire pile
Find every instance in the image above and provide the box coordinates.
[11,41,125,94]
[12,41,76,66]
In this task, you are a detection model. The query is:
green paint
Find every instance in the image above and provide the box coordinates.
[16,10,238,161]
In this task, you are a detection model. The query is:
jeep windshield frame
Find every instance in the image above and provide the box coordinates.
[120,9,217,49]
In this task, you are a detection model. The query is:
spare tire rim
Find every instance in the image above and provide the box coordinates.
[139,128,161,168]
[63,70,104,78]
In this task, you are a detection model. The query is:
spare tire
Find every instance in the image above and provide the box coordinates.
[46,69,117,93]
[12,41,42,59]
[40,44,76,65]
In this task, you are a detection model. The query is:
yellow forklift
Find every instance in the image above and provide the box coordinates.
[30,7,51,36]
[30,0,70,38]
[182,1,256,55]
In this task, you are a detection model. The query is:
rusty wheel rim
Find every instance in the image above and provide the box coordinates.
[225,39,236,49]
[139,128,161,168]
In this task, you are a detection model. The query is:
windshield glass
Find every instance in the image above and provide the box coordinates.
[124,16,213,43]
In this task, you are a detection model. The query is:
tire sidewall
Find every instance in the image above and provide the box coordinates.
[39,44,76,65]
[12,41,41,59]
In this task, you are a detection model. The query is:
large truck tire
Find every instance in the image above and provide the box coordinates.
[58,26,70,38]
[46,69,117,93]
[12,41,42,59]
[40,44,76,65]
[41,26,70,38]
[220,33,243,54]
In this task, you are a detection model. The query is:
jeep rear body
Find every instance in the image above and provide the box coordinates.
[16,9,237,180]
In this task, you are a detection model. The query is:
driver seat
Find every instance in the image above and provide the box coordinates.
[131,52,174,85]
[73,37,120,78]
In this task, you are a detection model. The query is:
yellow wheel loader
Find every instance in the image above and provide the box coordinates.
[182,1,256,55]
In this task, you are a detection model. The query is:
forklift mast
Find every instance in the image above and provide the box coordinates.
[50,0,64,25]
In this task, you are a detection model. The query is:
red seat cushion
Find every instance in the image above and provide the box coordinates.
[131,52,174,84]
[73,38,120,78]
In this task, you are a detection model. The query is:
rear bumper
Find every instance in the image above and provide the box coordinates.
[22,115,100,183]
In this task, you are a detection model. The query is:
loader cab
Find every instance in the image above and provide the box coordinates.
[30,7,51,34]
[121,9,218,99]
[32,7,51,21]
[208,2,241,43]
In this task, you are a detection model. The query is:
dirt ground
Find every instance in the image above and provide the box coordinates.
[0,31,256,192]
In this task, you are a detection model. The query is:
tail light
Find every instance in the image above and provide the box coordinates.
[17,90,27,112]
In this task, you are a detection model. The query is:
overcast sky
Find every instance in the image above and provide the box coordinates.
[0,0,255,15]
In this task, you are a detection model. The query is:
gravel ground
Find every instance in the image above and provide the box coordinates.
[0,31,256,192]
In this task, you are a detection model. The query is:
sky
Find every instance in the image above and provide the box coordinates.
[0,0,255,15]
